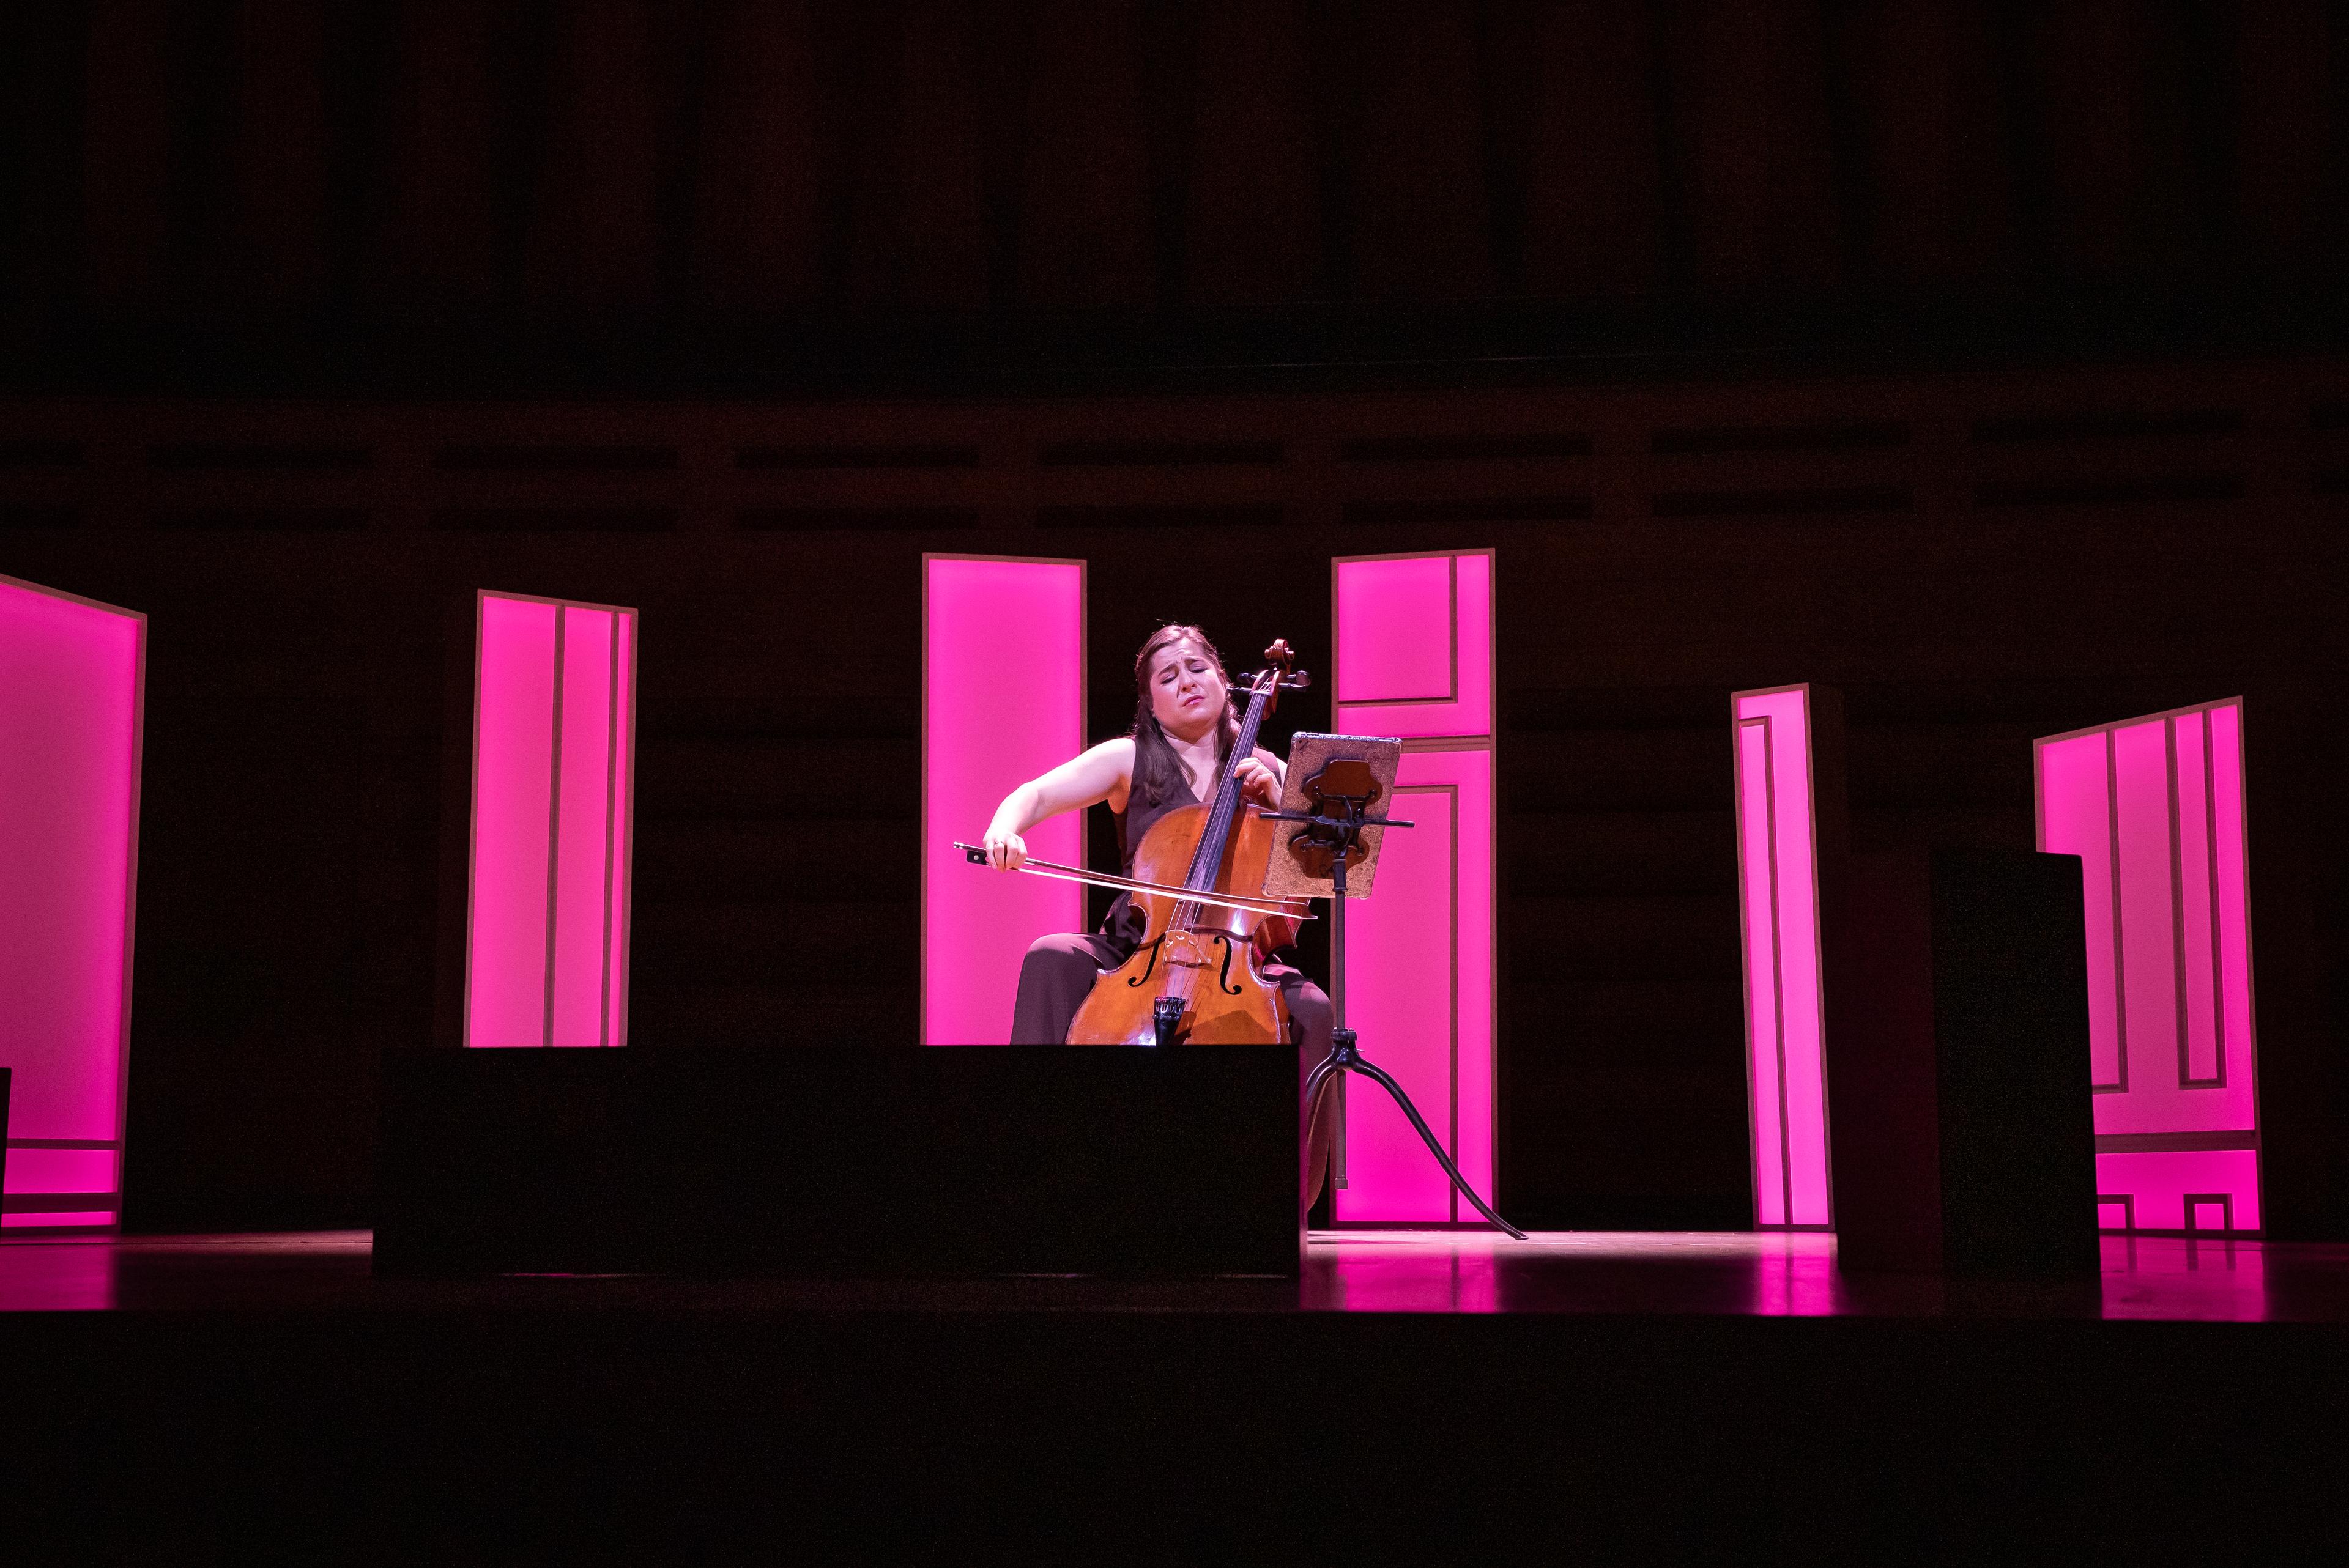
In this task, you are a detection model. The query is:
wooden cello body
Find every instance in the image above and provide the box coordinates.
[1067,803,1302,1045]
[1066,640,1311,1048]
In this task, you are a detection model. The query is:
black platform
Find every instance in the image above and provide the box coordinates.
[1827,847,2100,1275]
[376,1045,1303,1278]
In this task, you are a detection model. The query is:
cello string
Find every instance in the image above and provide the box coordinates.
[1176,664,1277,924]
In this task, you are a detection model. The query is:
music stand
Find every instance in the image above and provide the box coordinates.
[1264,734,1526,1240]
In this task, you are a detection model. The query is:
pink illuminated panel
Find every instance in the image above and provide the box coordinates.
[2038,700,2259,1234]
[466,592,637,1048]
[1333,550,1495,1223]
[922,557,1085,1044]
[1732,686,1832,1230]
[0,575,144,1230]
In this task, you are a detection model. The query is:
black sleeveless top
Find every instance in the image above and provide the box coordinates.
[1099,772,1201,957]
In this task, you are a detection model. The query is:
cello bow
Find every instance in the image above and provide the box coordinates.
[952,842,1312,922]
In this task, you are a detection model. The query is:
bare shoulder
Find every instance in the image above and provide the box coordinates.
[1091,736,1137,812]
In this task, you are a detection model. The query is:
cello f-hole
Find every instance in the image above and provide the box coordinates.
[1214,933,1244,996]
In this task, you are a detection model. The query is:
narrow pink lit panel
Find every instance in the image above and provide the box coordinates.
[922,557,1085,1045]
[0,575,144,1230]
[1333,550,1496,1224]
[466,592,638,1048]
[1732,686,1832,1230]
[2038,700,2259,1233]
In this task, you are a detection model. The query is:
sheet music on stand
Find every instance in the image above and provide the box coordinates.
[1262,733,1401,901]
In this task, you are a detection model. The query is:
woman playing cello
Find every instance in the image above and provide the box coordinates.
[981,622,1337,1207]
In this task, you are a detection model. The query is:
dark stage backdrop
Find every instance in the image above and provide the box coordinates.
[4,2,2348,1234]
[3,1,2349,390]
[2,364,2345,1235]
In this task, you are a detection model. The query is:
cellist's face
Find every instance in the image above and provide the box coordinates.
[1147,639,1228,742]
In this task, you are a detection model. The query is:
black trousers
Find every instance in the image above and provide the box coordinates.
[1011,931,1339,1210]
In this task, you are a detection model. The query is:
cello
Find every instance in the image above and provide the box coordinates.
[1066,639,1312,1048]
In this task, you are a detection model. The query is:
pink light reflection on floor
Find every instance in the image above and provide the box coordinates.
[2100,1234,2267,1322]
[1731,686,1831,1229]
[466,593,638,1048]
[922,557,1084,1044]
[1,1230,2335,1322]
[1751,1236,1840,1315]
[1320,1232,1501,1312]
[0,575,143,1232]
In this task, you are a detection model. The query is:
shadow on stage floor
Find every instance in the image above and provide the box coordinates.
[0,1226,2331,1320]
[2,1229,2345,1557]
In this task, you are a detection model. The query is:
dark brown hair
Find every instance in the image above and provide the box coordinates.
[1127,624,1241,815]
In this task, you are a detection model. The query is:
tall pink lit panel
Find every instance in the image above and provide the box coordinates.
[922,557,1085,1044]
[2038,700,2259,1234]
[1333,551,1494,1222]
[1732,686,1833,1230]
[0,575,144,1229]
[466,592,637,1048]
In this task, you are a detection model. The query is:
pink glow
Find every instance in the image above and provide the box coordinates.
[0,575,143,1231]
[922,557,1085,1044]
[1731,686,1832,1229]
[5,1148,118,1191]
[0,1238,113,1307]
[1327,1236,1501,1311]
[2038,700,2259,1231]
[2096,1149,2261,1233]
[465,592,637,1048]
[2099,1233,2267,1322]
[1331,552,1491,740]
[2038,733,2121,1085]
[1333,551,1496,1224]
[1751,1238,1839,1315]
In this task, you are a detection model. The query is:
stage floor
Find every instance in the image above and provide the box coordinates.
[2,1226,2339,1322]
[7,1227,2349,1556]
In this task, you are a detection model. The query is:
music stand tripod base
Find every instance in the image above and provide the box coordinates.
[1266,734,1527,1241]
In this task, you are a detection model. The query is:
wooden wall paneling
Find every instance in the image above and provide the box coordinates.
[689,0,826,314]
[1341,0,1493,302]
[224,0,332,316]
[524,0,664,319]
[1519,0,1663,302]
[1014,0,1154,310]
[79,0,177,310]
[2231,0,2335,272]
[374,0,505,314]
[0,5,94,318]
[1664,0,1841,293]
[2024,0,2210,278]
[1836,0,2013,283]
[844,0,990,311]
[18,1,2349,330]
[1180,0,1318,306]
